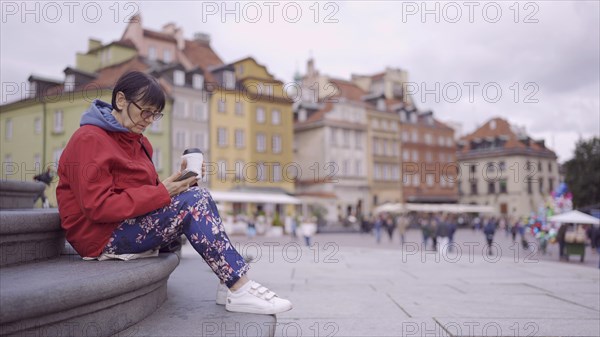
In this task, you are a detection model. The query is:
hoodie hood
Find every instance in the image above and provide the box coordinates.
[80,99,129,133]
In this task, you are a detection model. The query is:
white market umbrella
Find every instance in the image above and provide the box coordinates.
[549,210,600,225]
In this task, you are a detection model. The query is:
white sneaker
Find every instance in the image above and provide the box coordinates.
[216,282,227,305]
[225,281,293,315]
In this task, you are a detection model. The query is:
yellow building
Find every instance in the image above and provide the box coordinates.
[207,57,297,216]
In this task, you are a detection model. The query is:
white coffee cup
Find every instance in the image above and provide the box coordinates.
[182,148,204,179]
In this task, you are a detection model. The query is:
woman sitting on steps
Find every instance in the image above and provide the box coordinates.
[56,71,292,315]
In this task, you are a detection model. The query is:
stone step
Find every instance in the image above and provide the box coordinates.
[0,180,46,209]
[0,209,64,266]
[0,253,180,337]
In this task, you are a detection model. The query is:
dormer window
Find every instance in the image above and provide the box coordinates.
[28,81,37,98]
[427,116,434,125]
[410,113,417,124]
[192,74,204,90]
[223,71,235,90]
[64,74,75,92]
[376,98,386,111]
[298,109,307,122]
[174,70,185,86]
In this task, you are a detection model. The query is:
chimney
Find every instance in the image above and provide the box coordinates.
[162,23,176,35]
[307,58,315,77]
[88,38,102,52]
[194,32,211,44]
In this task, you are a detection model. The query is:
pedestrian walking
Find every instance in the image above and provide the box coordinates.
[483,217,497,256]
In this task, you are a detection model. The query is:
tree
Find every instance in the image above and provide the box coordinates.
[564,137,600,208]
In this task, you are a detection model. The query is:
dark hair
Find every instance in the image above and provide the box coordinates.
[112,71,166,112]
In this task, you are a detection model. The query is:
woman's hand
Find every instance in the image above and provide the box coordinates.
[162,171,198,197]
[180,159,206,178]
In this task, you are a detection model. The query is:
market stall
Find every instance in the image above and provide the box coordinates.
[549,210,600,262]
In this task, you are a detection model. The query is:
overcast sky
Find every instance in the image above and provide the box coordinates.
[1,1,598,162]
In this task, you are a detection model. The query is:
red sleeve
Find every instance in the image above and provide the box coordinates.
[66,132,171,223]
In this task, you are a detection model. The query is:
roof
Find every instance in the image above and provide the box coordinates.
[182,39,224,82]
[329,78,367,102]
[458,117,556,157]
[143,29,176,42]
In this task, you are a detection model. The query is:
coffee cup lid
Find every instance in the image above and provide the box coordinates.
[183,148,203,155]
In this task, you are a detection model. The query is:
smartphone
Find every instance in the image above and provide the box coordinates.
[174,169,198,182]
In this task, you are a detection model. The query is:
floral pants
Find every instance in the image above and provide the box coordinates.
[103,187,250,288]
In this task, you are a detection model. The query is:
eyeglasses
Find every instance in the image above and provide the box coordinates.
[130,101,164,121]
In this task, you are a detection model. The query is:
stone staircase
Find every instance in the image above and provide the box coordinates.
[0,181,179,336]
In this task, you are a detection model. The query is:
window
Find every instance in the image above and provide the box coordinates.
[163,49,172,63]
[499,161,506,171]
[271,109,281,125]
[413,174,420,186]
[218,99,226,113]
[527,179,533,194]
[425,151,432,162]
[410,113,417,123]
[217,128,228,147]
[499,179,507,193]
[34,153,41,168]
[148,46,157,60]
[548,162,552,172]
[330,128,337,146]
[470,180,478,195]
[412,150,419,161]
[237,64,244,75]
[355,160,362,176]
[54,110,63,133]
[446,137,453,147]
[273,163,282,182]
[343,160,349,177]
[194,103,206,121]
[64,74,75,92]
[343,129,350,147]
[256,133,266,152]
[218,160,227,180]
[376,99,386,111]
[235,102,243,115]
[488,181,496,194]
[400,111,407,123]
[192,74,204,90]
[272,135,282,153]
[34,117,42,134]
[374,164,381,180]
[411,130,418,142]
[5,119,12,140]
[355,131,362,149]
[539,179,544,194]
[223,71,235,90]
[402,131,409,142]
[175,100,188,117]
[256,107,265,123]
[235,129,245,148]
[174,70,185,86]
[392,166,400,181]
[538,161,542,172]
[194,133,206,149]
[265,84,273,97]
[402,150,410,162]
[549,178,554,193]
[426,175,434,187]
[257,162,266,181]
[175,130,186,148]
[438,136,445,146]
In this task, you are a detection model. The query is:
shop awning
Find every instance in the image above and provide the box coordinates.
[210,190,301,204]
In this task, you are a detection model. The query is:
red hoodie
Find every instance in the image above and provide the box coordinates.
[56,125,171,257]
